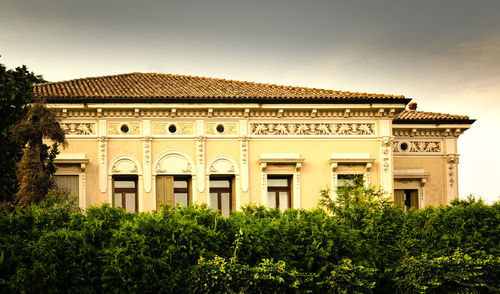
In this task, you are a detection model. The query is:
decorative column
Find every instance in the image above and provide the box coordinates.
[98,120,107,193]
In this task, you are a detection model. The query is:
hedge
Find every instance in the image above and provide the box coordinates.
[0,186,498,293]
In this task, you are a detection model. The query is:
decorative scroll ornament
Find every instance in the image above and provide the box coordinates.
[142,137,152,165]
[446,154,459,187]
[250,123,374,136]
[239,136,249,164]
[61,123,96,135]
[195,136,206,165]
[152,122,194,135]
[98,136,107,165]
[393,141,442,152]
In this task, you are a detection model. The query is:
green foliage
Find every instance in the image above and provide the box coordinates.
[0,60,45,202]
[394,250,500,293]
[0,181,498,293]
[189,256,306,293]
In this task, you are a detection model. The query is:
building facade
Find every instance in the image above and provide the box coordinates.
[36,73,474,213]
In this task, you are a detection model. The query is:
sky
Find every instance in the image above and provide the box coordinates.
[1,0,499,203]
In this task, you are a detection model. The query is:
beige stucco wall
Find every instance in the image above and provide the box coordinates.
[53,105,466,212]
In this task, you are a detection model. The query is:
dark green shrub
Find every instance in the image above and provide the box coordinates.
[393,250,500,293]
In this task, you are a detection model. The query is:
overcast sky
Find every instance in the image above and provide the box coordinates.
[1,0,499,203]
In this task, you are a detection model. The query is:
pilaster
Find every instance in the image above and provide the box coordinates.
[379,120,393,195]
[142,120,152,192]
[98,120,107,193]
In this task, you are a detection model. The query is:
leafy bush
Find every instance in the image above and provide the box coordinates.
[393,250,500,293]
[0,182,498,293]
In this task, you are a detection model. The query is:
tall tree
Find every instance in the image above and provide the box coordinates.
[11,98,67,206]
[0,60,45,202]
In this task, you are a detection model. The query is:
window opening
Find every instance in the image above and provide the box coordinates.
[113,176,138,212]
[267,176,291,210]
[209,177,232,217]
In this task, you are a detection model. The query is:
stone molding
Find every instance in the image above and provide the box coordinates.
[55,107,401,119]
[393,128,466,138]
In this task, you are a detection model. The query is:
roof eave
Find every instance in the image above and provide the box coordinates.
[43,97,412,104]
[392,119,476,125]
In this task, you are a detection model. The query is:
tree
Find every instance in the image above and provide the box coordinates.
[11,98,67,206]
[0,60,45,202]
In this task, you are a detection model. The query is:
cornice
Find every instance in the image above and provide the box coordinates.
[52,106,405,120]
[393,127,469,138]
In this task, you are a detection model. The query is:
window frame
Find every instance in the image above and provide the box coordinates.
[209,176,233,215]
[113,175,138,212]
[266,175,292,209]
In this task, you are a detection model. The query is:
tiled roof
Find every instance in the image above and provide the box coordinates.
[34,72,407,103]
[394,110,474,124]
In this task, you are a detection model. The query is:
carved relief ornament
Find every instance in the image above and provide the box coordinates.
[250,122,374,136]
[152,122,194,135]
[393,141,442,153]
[61,122,96,135]
[446,154,459,187]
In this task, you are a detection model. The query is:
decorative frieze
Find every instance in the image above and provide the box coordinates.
[393,141,442,153]
[61,122,96,135]
[151,122,194,136]
[108,122,141,135]
[205,122,238,135]
[250,122,375,136]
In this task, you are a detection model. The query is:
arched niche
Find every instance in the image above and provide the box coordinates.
[153,150,196,176]
[109,155,143,175]
[207,155,240,175]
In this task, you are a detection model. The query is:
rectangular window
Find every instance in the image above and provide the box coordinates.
[337,174,356,187]
[267,176,291,210]
[209,177,233,217]
[156,176,191,208]
[54,175,79,203]
[394,189,418,211]
[114,176,138,212]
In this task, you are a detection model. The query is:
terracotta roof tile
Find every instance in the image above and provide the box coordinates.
[34,72,406,103]
[394,110,474,123]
